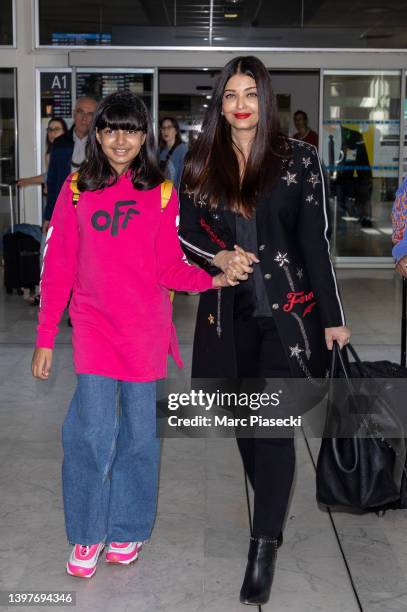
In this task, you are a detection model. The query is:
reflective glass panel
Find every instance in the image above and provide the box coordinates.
[0,0,13,45]
[38,0,407,48]
[0,68,16,237]
[322,71,401,258]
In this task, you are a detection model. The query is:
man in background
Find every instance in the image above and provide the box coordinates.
[43,96,97,233]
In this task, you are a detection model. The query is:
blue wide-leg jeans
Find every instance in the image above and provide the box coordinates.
[61,374,160,545]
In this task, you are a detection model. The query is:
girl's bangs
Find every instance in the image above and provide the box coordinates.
[97,104,146,132]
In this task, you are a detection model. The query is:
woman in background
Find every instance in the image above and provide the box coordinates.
[159,116,188,188]
[17,117,68,188]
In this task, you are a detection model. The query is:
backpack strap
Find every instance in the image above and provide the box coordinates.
[70,172,81,208]
[161,179,173,211]
[160,179,175,303]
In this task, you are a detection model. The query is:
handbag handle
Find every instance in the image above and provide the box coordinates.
[328,341,359,474]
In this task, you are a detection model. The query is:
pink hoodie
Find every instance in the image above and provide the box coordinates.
[36,173,214,381]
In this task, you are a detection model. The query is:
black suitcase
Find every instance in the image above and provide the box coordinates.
[2,184,41,294]
[3,232,41,293]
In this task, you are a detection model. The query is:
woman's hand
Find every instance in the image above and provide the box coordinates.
[325,326,351,350]
[212,272,239,288]
[31,348,53,380]
[395,255,407,278]
[212,245,259,282]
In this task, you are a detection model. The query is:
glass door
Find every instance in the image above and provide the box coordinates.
[0,68,17,239]
[321,70,401,263]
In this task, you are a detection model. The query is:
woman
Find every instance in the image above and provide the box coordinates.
[16,117,68,304]
[292,109,318,148]
[179,56,351,606]
[158,116,188,188]
[17,117,68,188]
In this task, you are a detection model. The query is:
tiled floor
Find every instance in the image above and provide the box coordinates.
[0,269,405,611]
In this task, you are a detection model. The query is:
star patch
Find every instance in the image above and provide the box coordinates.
[274,251,290,267]
[208,314,215,325]
[282,171,298,187]
[289,344,304,358]
[302,156,311,168]
[308,172,321,188]
[296,267,303,280]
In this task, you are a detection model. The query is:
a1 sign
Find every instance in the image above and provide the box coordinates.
[40,71,72,118]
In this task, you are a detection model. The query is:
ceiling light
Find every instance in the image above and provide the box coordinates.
[206,95,212,99]
[202,68,209,71]
[224,13,239,18]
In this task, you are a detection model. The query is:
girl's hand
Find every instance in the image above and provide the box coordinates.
[325,326,351,350]
[395,255,407,278]
[31,348,53,380]
[212,272,239,288]
[212,246,259,281]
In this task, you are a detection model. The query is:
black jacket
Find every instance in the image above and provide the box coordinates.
[178,139,346,380]
[44,127,75,221]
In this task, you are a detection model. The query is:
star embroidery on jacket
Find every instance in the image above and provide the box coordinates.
[282,171,298,186]
[208,314,215,325]
[305,194,314,204]
[274,251,290,267]
[302,156,312,168]
[296,267,304,280]
[184,185,194,197]
[289,344,304,358]
[289,159,295,167]
[198,196,207,208]
[308,172,321,188]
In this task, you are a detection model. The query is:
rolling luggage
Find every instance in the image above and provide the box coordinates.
[2,184,41,294]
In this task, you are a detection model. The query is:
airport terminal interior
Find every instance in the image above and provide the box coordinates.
[2,1,407,611]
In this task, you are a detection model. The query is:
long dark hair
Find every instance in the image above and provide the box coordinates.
[78,91,163,192]
[159,116,182,150]
[45,117,68,155]
[182,55,291,216]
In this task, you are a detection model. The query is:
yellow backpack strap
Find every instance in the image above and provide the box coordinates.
[160,179,175,302]
[161,179,173,211]
[70,172,80,207]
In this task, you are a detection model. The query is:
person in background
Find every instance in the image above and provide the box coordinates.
[392,175,407,277]
[17,117,68,190]
[158,116,188,189]
[16,117,69,305]
[292,109,318,148]
[43,96,97,235]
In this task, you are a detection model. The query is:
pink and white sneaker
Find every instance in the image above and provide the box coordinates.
[66,543,105,578]
[105,541,142,565]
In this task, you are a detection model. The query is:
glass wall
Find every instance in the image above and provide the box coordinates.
[321,71,401,259]
[37,0,407,49]
[0,68,17,238]
[0,0,13,45]
[75,69,153,111]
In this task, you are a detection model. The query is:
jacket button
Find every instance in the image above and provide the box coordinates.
[264,273,271,280]
[259,244,265,251]
[272,303,279,310]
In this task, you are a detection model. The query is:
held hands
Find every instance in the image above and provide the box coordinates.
[325,326,351,350]
[31,348,53,380]
[212,245,259,283]
[395,255,407,278]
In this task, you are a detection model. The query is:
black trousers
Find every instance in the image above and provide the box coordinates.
[234,316,295,539]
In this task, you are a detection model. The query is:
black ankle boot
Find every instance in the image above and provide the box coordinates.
[239,536,278,606]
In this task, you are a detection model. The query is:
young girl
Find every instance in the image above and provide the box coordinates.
[31,91,234,578]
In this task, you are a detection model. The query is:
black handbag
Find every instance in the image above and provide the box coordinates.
[316,341,407,511]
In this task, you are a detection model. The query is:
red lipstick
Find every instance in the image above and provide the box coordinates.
[234,113,251,119]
